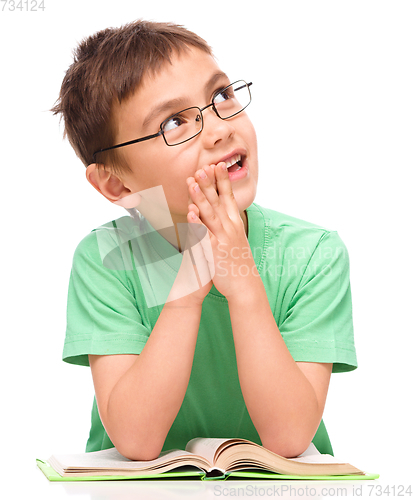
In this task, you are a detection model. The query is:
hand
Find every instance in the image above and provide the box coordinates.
[166,204,213,307]
[186,163,259,300]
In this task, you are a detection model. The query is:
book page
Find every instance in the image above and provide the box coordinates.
[296,443,320,457]
[289,443,347,465]
[185,438,231,466]
[50,447,195,470]
[280,443,346,465]
[289,454,348,464]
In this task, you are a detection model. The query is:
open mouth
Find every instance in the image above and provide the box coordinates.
[225,154,243,173]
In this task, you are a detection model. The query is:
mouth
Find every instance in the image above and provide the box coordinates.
[224,153,243,173]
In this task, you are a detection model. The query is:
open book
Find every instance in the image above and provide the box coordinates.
[37,438,378,481]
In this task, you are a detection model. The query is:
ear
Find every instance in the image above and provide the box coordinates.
[86,163,131,203]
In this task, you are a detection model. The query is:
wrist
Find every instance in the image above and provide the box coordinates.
[164,293,206,310]
[225,273,267,307]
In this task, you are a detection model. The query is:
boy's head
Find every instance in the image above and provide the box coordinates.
[53,20,212,173]
[54,20,258,224]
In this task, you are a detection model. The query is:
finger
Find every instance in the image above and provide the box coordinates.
[194,167,222,209]
[188,202,199,218]
[186,211,215,283]
[214,162,241,222]
[204,164,217,190]
[193,167,233,227]
[187,205,207,245]
[188,178,228,239]
[186,211,215,286]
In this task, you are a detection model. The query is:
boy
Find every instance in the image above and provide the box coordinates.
[54,20,357,461]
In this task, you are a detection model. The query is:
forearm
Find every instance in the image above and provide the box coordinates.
[103,298,203,460]
[228,277,323,457]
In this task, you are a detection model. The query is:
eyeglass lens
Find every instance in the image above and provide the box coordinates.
[162,80,251,146]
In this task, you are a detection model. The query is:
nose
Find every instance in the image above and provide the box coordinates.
[201,107,235,149]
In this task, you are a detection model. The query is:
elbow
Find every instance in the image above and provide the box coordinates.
[108,422,165,461]
[104,403,166,461]
[261,433,313,458]
[266,441,310,458]
[115,439,164,461]
[260,407,322,458]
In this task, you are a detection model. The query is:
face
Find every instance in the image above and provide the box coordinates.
[112,48,259,225]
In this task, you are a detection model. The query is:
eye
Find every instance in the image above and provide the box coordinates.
[162,114,187,132]
[213,86,235,104]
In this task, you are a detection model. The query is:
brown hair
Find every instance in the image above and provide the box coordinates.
[52,20,212,174]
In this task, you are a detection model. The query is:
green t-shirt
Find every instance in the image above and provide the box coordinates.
[63,203,357,455]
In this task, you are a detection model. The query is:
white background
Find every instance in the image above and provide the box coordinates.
[1,0,413,497]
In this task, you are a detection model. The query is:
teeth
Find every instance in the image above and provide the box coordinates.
[225,154,242,169]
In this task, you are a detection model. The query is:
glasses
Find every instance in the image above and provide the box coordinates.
[92,80,252,162]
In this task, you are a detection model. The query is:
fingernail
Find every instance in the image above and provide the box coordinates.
[198,170,207,179]
[193,183,200,192]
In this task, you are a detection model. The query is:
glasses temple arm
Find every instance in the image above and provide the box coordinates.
[92,131,162,163]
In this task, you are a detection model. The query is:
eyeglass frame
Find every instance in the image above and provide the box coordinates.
[92,80,253,163]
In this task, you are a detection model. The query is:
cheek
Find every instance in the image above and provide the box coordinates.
[122,146,172,190]
[244,120,258,152]
[133,146,198,202]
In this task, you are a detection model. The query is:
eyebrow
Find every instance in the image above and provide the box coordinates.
[142,71,229,130]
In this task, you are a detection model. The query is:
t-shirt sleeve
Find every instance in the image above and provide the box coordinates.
[63,231,151,366]
[279,231,357,373]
